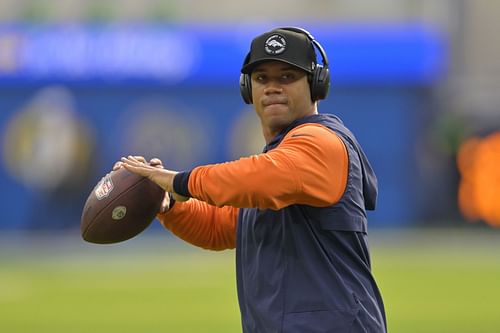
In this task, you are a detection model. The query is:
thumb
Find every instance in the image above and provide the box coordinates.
[159,193,170,213]
[150,158,163,168]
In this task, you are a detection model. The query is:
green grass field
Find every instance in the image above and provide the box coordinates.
[1,228,499,332]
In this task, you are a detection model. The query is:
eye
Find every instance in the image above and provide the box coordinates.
[253,74,267,83]
[280,72,296,83]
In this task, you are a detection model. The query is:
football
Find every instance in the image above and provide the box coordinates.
[81,167,164,244]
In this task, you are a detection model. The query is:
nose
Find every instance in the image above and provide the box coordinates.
[263,80,283,95]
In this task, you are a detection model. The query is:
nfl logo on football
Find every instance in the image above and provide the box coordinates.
[95,175,114,200]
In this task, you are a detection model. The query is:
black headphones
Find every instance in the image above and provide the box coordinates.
[239,27,330,104]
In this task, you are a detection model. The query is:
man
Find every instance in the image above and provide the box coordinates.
[118,27,387,332]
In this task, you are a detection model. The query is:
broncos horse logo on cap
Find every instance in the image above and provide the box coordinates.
[264,34,286,55]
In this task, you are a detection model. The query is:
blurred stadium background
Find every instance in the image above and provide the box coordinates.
[1,0,500,332]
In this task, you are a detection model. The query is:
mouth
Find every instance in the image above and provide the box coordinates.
[262,98,288,108]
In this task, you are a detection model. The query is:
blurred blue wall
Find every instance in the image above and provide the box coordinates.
[0,24,446,229]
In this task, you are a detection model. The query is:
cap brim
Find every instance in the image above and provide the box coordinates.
[241,58,313,74]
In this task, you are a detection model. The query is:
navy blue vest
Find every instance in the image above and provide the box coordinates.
[236,114,386,332]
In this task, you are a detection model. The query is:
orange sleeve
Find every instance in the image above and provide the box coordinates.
[157,199,238,251]
[188,123,348,210]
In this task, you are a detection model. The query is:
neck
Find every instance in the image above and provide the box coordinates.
[262,107,319,144]
[263,128,277,144]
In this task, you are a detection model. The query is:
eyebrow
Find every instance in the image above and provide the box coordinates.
[252,65,301,74]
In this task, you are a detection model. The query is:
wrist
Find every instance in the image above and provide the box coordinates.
[156,169,177,193]
[172,170,193,197]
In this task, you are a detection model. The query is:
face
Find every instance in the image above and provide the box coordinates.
[251,61,316,140]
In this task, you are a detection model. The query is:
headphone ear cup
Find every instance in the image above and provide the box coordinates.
[310,65,330,101]
[239,74,253,104]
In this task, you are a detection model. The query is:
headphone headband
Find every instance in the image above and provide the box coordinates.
[277,27,329,68]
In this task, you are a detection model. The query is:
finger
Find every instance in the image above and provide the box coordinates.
[121,158,173,192]
[112,161,123,171]
[127,155,142,164]
[132,156,147,164]
[128,155,149,167]
[121,157,152,177]
[122,156,144,167]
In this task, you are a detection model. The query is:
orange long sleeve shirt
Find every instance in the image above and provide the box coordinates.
[157,123,348,250]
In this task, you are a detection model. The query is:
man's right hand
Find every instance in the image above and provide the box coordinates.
[113,156,188,213]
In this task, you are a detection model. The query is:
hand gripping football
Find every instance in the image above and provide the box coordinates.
[81,167,164,244]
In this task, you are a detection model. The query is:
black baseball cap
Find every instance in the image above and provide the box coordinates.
[241,28,317,74]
